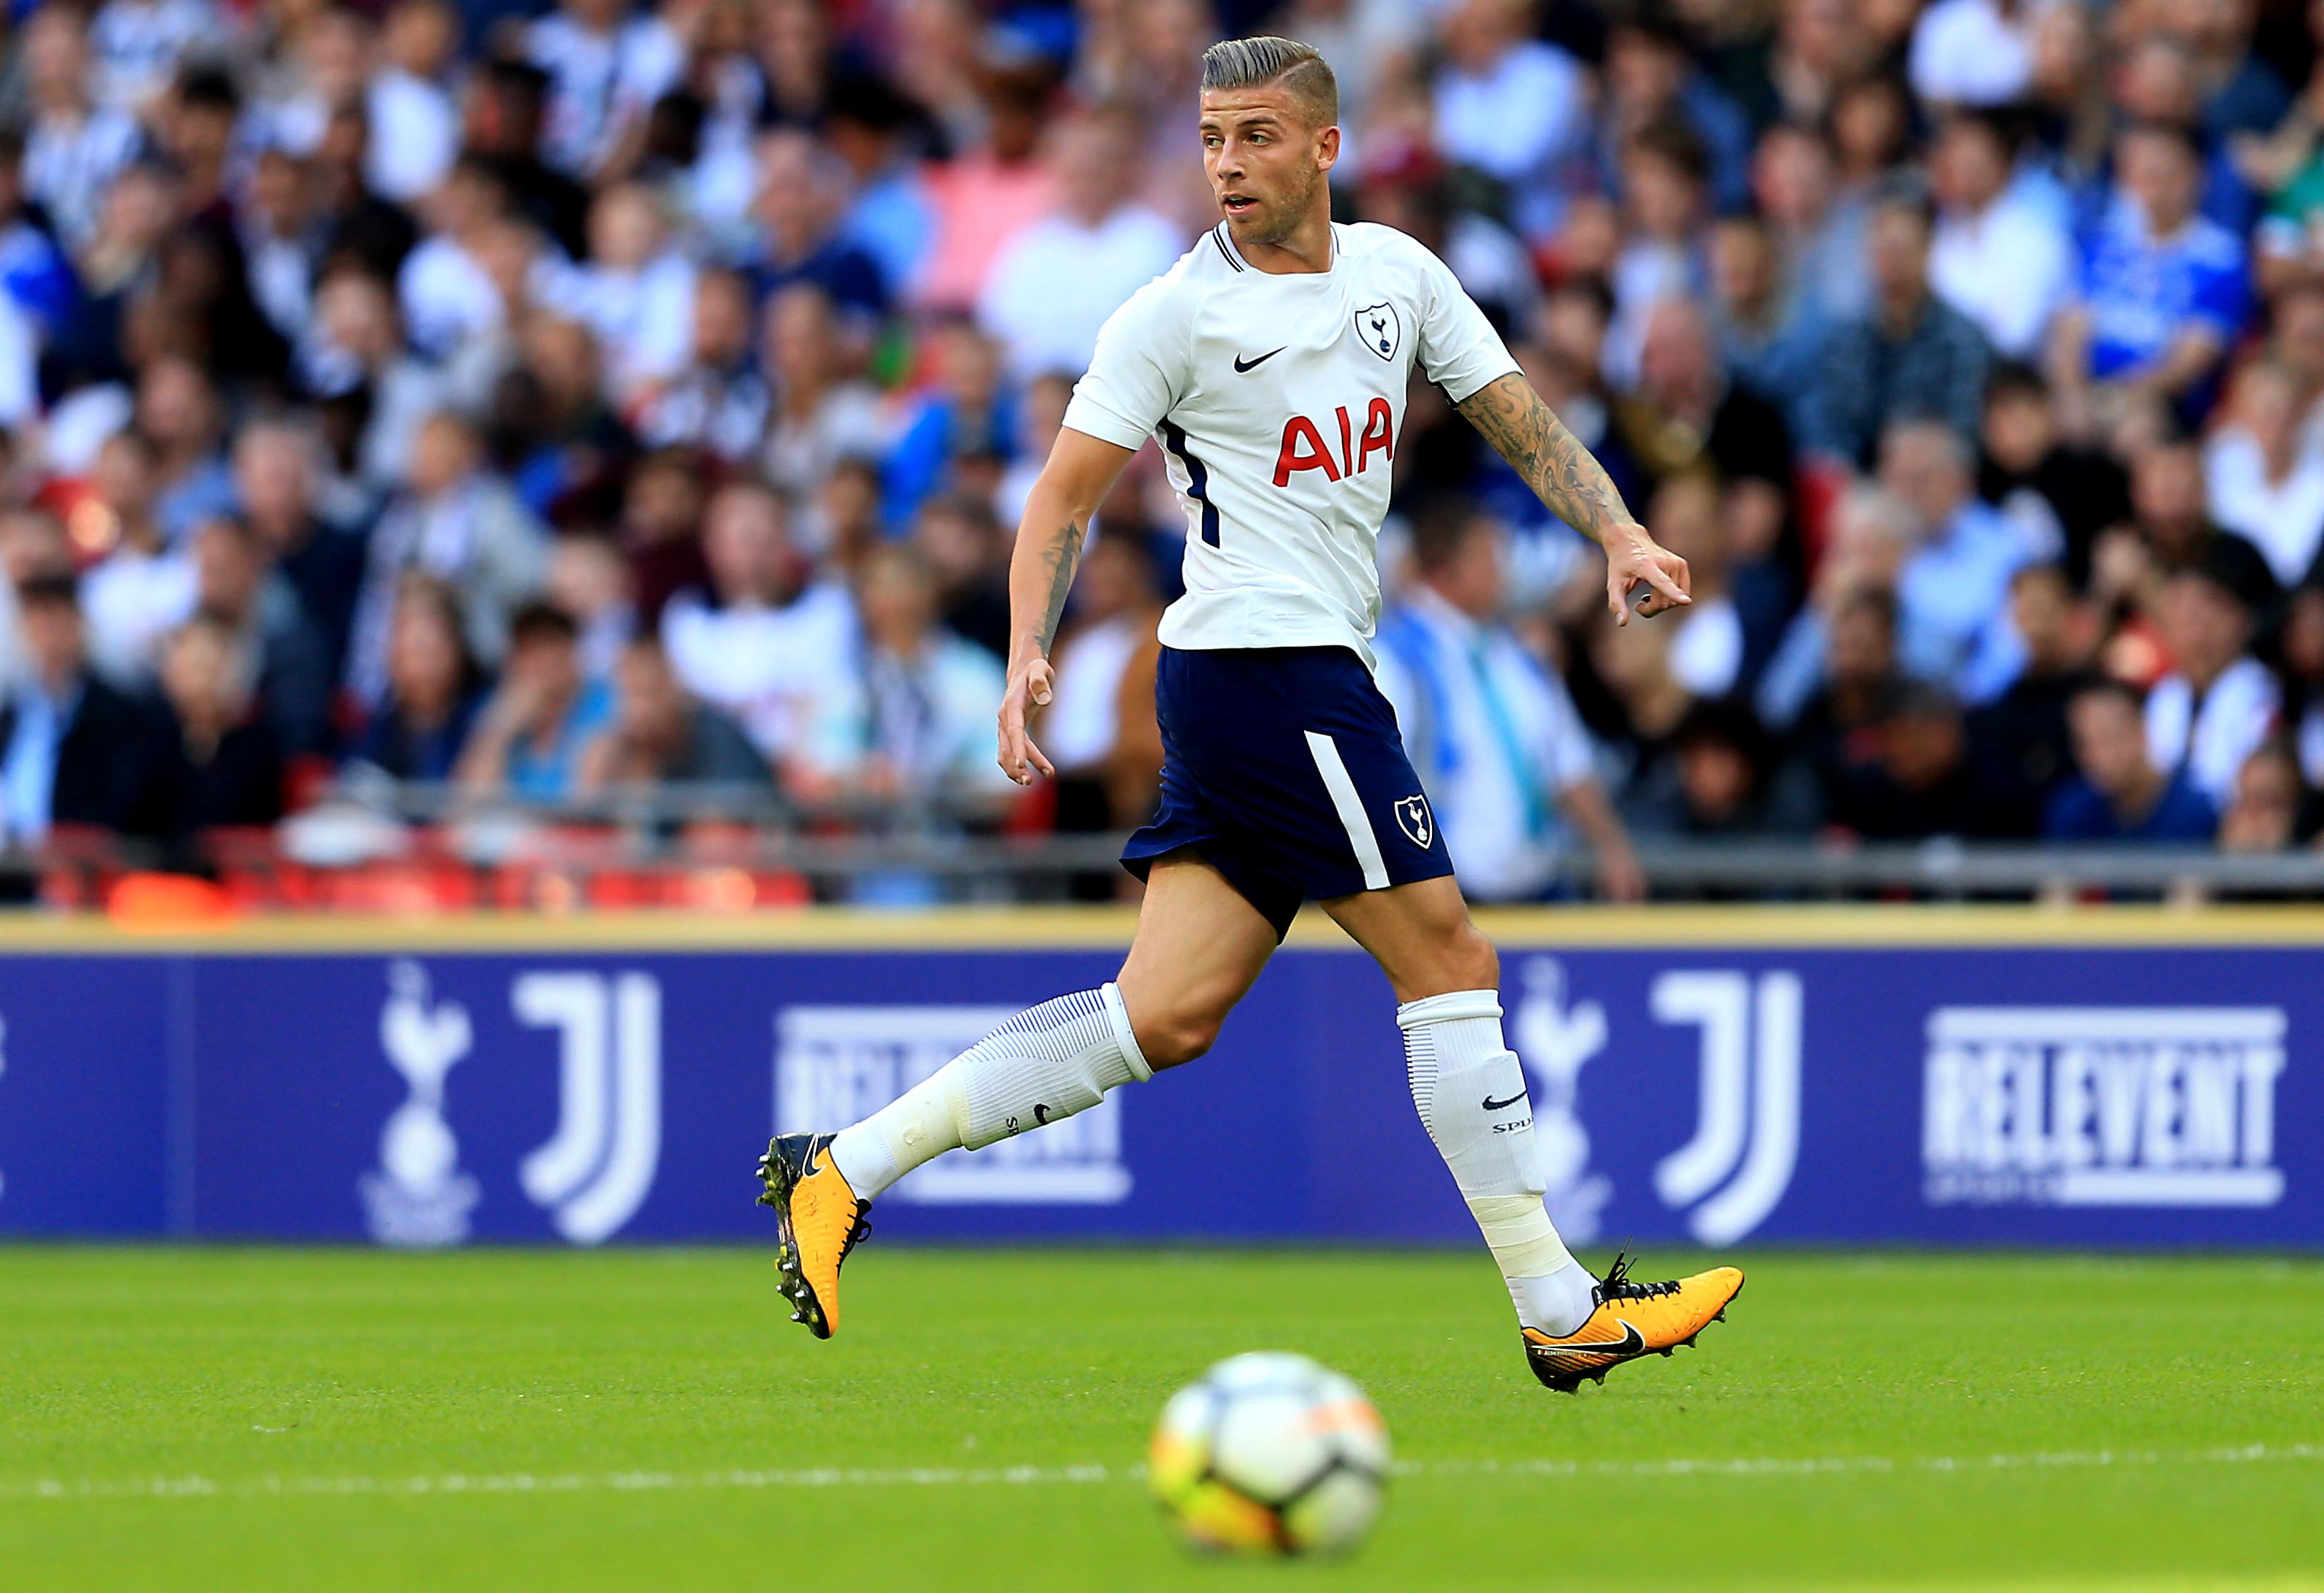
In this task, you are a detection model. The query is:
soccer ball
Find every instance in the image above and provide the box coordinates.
[1147,1351,1391,1556]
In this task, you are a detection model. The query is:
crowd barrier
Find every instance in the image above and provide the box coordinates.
[0,908,2313,1250]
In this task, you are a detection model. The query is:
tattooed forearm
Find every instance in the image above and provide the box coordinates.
[1455,372,1636,544]
[1034,519,1087,653]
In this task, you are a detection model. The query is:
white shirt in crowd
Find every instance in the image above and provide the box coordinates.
[83,546,196,685]
[89,0,217,111]
[24,106,142,253]
[1930,189,2073,358]
[1062,221,1519,670]
[564,253,697,400]
[2145,655,2280,806]
[1433,38,1586,233]
[526,9,683,176]
[976,203,1185,381]
[365,68,462,205]
[1376,586,1597,901]
[2203,429,2324,586]
[1908,0,2039,108]
[1667,592,1745,699]
[1040,612,1145,772]
[661,583,862,764]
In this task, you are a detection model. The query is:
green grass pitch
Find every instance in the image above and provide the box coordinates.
[4,1247,2320,1592]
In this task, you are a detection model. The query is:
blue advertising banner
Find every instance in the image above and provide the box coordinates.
[0,915,2313,1249]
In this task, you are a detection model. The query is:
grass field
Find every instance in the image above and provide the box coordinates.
[3,1247,2320,1592]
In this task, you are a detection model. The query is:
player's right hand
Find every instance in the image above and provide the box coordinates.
[998,656,1058,786]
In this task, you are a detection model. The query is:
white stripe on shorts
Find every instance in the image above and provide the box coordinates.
[1303,730,1391,890]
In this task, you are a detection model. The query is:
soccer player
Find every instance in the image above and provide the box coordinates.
[758,36,1743,1391]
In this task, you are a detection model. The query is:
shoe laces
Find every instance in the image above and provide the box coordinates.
[1593,1247,1681,1307]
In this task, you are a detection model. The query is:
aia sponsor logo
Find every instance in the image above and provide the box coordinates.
[1273,398,1395,487]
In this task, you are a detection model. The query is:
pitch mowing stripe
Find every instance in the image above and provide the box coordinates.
[2,1442,2317,1504]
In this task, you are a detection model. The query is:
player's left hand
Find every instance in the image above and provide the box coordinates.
[1605,524,1691,626]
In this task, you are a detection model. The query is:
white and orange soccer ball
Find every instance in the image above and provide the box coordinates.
[1147,1351,1391,1556]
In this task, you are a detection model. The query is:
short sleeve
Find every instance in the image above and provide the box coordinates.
[1061,276,1190,451]
[1410,242,1521,405]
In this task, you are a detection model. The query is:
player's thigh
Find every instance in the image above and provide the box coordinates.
[1322,873,1498,1005]
[1114,850,1278,1070]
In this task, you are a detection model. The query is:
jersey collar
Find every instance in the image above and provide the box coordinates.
[1211,221,1338,276]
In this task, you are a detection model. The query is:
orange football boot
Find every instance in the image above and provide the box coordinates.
[1522,1251,1744,1392]
[756,1132,871,1339]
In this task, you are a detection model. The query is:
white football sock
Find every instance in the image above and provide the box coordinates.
[827,983,1151,1200]
[1399,989,1598,1337]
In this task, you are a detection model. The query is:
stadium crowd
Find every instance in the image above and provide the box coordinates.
[0,0,2320,901]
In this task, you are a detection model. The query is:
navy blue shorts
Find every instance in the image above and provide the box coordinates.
[1120,645,1454,940]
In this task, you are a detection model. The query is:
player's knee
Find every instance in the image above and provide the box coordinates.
[1140,1005,1225,1069]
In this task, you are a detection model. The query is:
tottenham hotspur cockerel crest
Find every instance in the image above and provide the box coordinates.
[1393,795,1432,847]
[1354,301,1400,361]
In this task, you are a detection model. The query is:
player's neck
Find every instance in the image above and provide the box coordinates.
[1233,208,1335,275]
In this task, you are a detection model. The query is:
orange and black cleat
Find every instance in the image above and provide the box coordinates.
[756,1132,871,1339]
[1522,1252,1743,1392]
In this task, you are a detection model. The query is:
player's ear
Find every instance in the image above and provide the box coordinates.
[1316,123,1341,173]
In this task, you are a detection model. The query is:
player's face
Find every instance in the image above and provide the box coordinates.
[1199,89,1337,245]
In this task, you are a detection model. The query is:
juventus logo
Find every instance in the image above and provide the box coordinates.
[1393,794,1433,848]
[1353,301,1401,362]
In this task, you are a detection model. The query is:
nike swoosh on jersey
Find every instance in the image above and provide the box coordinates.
[1530,1321,1647,1358]
[1232,347,1286,373]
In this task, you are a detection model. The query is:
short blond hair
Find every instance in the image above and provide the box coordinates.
[1199,36,1338,128]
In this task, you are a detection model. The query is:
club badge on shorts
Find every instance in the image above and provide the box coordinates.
[1393,794,1433,848]
[1353,301,1401,362]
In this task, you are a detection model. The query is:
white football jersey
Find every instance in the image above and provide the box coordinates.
[1062,221,1520,670]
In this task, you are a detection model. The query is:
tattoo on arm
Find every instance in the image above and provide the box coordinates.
[1035,519,1088,653]
[1455,372,1634,544]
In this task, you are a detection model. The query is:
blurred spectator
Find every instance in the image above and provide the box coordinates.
[565,181,696,403]
[1810,184,1992,467]
[1636,473,1744,700]
[1909,0,2039,109]
[758,282,883,511]
[544,530,636,679]
[914,66,1056,313]
[1432,0,1587,242]
[632,268,769,464]
[1597,10,1753,216]
[21,8,143,256]
[1968,562,2095,824]
[2202,360,2324,586]
[576,633,768,793]
[913,491,1011,659]
[1928,109,2073,360]
[2216,738,2305,852]
[976,106,1181,383]
[885,316,1013,529]
[1878,419,2035,703]
[348,573,483,781]
[1381,503,1642,902]
[1040,531,1164,839]
[1830,679,2032,840]
[1,572,184,848]
[81,428,196,685]
[2050,122,2248,438]
[233,418,368,683]
[661,478,858,782]
[2146,556,2280,808]
[2046,677,2218,842]
[1657,698,1823,840]
[811,542,1012,823]
[189,516,331,758]
[454,599,612,801]
[745,128,891,330]
[366,0,464,207]
[1977,361,2130,588]
[346,411,550,708]
[2091,439,2279,653]
[158,613,286,832]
